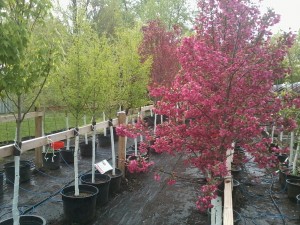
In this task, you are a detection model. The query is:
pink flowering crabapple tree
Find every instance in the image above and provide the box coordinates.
[139,19,182,89]
[118,0,295,211]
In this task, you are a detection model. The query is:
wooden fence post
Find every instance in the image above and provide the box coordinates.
[35,109,43,169]
[117,111,126,177]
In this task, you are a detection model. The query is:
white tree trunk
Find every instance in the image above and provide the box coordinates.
[92,128,96,183]
[289,132,294,167]
[74,134,80,196]
[12,156,20,225]
[66,115,70,150]
[110,126,116,175]
[84,115,88,144]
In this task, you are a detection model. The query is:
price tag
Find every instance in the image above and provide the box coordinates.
[95,159,113,174]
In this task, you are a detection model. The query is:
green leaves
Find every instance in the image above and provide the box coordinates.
[0,0,63,142]
[113,26,152,112]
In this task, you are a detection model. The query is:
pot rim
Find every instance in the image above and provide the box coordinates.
[0,215,46,224]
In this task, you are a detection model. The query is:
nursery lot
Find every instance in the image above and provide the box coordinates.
[0,137,300,225]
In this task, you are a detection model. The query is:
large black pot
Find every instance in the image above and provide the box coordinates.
[0,215,46,225]
[61,184,98,224]
[104,168,123,194]
[286,179,300,202]
[60,147,74,164]
[80,173,111,206]
[80,141,93,157]
[278,168,298,191]
[4,160,31,184]
[98,127,118,148]
[42,152,60,170]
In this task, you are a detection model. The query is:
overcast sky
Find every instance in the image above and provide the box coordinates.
[258,0,300,33]
[57,0,300,33]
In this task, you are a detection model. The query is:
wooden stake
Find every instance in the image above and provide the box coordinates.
[34,109,43,169]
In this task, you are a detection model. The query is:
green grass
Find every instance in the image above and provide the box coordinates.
[0,110,103,144]
[0,108,152,144]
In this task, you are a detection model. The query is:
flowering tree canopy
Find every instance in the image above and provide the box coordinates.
[139,20,182,88]
[118,0,295,211]
[150,0,294,210]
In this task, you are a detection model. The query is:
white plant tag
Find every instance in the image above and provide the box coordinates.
[95,159,113,174]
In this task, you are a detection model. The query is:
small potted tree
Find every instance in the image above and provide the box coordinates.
[58,6,98,224]
[0,1,62,224]
[117,0,295,213]
[80,33,115,205]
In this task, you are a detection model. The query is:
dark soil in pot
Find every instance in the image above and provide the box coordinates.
[80,173,111,206]
[0,215,46,225]
[61,184,98,224]
[104,168,123,194]
[4,160,31,184]
[60,147,74,164]
[42,152,60,170]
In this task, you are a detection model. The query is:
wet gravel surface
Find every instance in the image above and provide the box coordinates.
[1,136,300,225]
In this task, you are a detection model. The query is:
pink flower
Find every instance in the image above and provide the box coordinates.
[154,173,161,181]
[167,179,176,185]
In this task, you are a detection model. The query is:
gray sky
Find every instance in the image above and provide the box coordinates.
[258,0,300,33]
[57,0,300,33]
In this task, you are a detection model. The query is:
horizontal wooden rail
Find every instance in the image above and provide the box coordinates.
[0,105,154,158]
[0,111,44,123]
[0,118,118,158]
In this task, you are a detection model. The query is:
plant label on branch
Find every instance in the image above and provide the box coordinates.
[95,159,113,174]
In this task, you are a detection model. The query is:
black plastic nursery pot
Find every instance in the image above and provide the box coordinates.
[0,215,46,225]
[98,127,118,148]
[0,170,3,195]
[61,184,98,224]
[80,141,93,157]
[278,168,298,191]
[60,147,74,164]
[42,152,60,170]
[286,179,300,202]
[4,160,31,184]
[80,173,111,206]
[104,168,123,194]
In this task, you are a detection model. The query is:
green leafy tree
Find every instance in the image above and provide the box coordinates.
[88,0,124,37]
[113,26,152,114]
[0,0,62,223]
[286,30,300,84]
[85,34,118,121]
[135,0,192,30]
[0,1,29,93]
[57,5,98,195]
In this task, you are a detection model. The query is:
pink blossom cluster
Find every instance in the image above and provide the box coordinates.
[126,155,154,174]
[196,184,218,212]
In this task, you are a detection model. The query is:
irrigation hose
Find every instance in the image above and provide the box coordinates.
[21,168,93,215]
[268,171,286,225]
